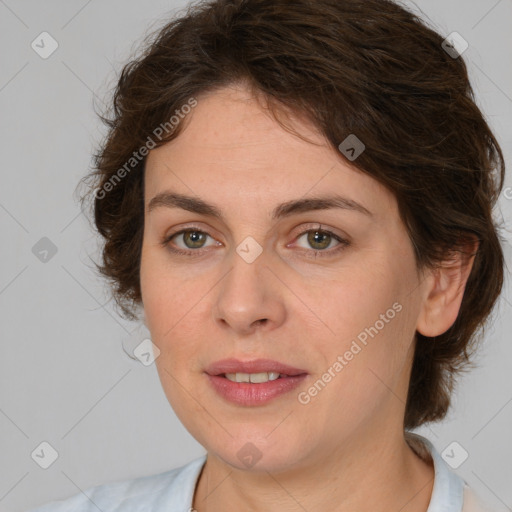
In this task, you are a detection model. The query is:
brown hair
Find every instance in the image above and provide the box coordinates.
[79,0,506,430]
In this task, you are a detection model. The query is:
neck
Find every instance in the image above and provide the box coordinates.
[192,429,435,512]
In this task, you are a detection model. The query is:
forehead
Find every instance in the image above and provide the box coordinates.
[144,85,397,220]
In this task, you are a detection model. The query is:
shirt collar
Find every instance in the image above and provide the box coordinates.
[406,431,465,512]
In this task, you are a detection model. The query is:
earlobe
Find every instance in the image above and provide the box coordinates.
[416,237,479,338]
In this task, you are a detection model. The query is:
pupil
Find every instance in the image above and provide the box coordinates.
[186,230,204,248]
[309,230,329,249]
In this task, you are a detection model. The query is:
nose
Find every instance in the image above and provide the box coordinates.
[211,246,286,336]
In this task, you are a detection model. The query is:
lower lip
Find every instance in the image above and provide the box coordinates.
[206,374,308,406]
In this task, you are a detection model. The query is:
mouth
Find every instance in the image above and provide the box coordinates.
[204,358,308,406]
[219,371,302,383]
[205,357,308,378]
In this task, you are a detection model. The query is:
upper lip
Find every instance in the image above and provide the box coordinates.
[205,358,308,376]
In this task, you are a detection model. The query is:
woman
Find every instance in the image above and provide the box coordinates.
[30,0,506,510]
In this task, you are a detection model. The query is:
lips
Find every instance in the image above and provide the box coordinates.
[205,358,308,377]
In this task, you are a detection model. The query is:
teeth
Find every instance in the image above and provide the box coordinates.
[224,372,281,383]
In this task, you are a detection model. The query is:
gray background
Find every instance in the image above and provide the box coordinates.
[0,1,511,511]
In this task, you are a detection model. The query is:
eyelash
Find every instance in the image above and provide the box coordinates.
[160,225,350,259]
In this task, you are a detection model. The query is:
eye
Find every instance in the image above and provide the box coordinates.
[292,226,349,257]
[161,224,350,258]
[161,227,219,256]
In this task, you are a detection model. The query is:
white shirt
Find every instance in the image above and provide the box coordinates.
[28,433,494,511]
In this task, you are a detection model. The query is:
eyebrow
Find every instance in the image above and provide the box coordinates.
[147,191,373,220]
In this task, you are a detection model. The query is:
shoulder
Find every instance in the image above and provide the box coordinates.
[27,455,207,512]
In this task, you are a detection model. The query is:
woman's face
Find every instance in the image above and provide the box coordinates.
[140,83,430,472]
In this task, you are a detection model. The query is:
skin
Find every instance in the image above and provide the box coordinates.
[140,82,476,512]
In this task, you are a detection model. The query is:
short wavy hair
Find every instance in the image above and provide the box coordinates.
[79,0,506,430]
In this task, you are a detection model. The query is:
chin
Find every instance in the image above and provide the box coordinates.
[206,434,308,473]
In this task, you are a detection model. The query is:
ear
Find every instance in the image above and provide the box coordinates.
[416,236,479,337]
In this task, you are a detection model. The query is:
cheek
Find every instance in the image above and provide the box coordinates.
[140,242,190,329]
[301,252,416,395]
[305,259,400,346]
[297,299,412,435]
[140,252,213,378]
